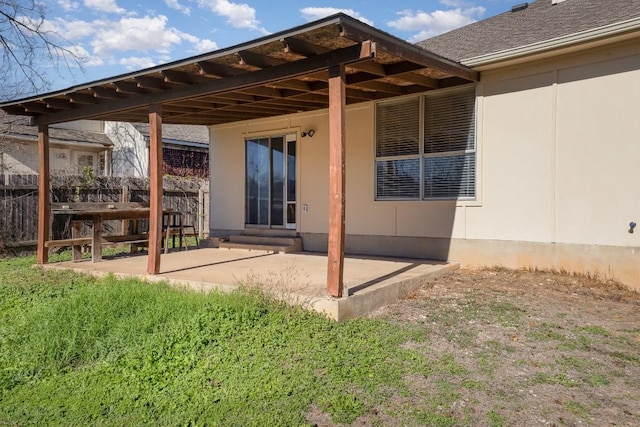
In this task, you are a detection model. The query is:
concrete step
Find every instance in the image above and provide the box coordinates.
[218,234,302,254]
[242,228,298,237]
[229,234,300,246]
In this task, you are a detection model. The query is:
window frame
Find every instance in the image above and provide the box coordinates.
[374,84,478,202]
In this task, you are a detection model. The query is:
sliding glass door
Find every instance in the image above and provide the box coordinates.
[245,135,296,229]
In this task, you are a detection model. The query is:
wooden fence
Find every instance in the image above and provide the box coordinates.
[0,174,209,249]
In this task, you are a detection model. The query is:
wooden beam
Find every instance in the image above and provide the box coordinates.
[339,19,478,81]
[37,124,50,264]
[22,102,53,114]
[283,37,329,57]
[348,59,386,76]
[45,98,74,110]
[136,76,167,91]
[147,104,163,275]
[113,81,148,94]
[326,64,346,298]
[162,70,194,85]
[35,42,375,125]
[68,93,100,104]
[238,50,286,68]
[90,86,121,99]
[197,61,241,78]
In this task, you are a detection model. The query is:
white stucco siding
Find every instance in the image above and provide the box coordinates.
[105,122,148,178]
[555,53,640,246]
[467,71,557,243]
[210,125,246,232]
[209,38,640,250]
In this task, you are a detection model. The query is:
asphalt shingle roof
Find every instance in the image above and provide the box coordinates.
[132,123,209,145]
[0,113,112,147]
[418,0,640,62]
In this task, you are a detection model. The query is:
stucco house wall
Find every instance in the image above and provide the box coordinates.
[209,37,640,289]
[105,121,149,178]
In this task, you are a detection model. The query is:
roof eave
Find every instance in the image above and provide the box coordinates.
[461,16,640,69]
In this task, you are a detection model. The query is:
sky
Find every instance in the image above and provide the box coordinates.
[38,0,515,91]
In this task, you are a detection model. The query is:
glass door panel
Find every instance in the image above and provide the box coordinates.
[245,135,296,228]
[270,137,285,226]
[245,138,269,226]
[286,139,296,228]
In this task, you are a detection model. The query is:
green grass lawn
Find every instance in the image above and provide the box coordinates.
[2,255,639,426]
[0,255,425,426]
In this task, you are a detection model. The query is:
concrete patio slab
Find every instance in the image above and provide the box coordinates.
[42,248,458,320]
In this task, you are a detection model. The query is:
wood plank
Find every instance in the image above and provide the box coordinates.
[37,124,50,264]
[147,104,163,274]
[326,64,346,298]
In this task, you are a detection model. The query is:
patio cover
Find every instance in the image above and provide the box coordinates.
[0,13,477,297]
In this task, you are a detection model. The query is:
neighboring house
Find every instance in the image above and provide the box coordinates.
[0,113,208,180]
[1,0,638,290]
[106,122,209,178]
[207,0,640,287]
[0,114,112,179]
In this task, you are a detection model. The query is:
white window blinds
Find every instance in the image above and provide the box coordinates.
[375,85,477,200]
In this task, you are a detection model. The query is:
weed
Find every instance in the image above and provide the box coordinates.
[564,401,591,418]
[577,325,609,336]
[527,323,566,342]
[533,372,580,388]
[487,410,507,427]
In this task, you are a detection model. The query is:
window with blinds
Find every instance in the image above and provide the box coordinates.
[375,85,476,200]
[375,97,420,198]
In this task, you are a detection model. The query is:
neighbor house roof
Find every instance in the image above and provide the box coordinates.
[418,0,640,64]
[0,113,112,148]
[132,123,209,146]
[0,14,476,126]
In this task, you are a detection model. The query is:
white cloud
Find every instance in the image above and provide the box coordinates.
[165,0,191,15]
[83,0,126,14]
[58,0,79,11]
[90,15,182,56]
[193,38,218,53]
[299,7,373,26]
[41,12,217,68]
[43,18,94,40]
[69,45,104,66]
[118,56,156,70]
[387,7,485,42]
[179,32,219,53]
[197,0,268,33]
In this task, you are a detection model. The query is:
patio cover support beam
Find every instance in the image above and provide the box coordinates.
[37,124,50,264]
[147,104,163,275]
[34,43,374,126]
[326,64,346,298]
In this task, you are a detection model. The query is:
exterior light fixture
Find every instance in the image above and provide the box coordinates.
[301,129,315,138]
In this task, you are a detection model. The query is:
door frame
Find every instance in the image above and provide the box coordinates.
[244,133,297,230]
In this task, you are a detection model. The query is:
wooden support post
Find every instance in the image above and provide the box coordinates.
[147,104,163,274]
[91,216,103,263]
[37,124,50,264]
[121,183,130,234]
[71,220,82,261]
[326,64,346,298]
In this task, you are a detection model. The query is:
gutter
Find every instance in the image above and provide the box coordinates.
[142,136,209,149]
[462,16,640,67]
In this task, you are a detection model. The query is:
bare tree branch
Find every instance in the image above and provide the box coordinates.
[0,0,84,101]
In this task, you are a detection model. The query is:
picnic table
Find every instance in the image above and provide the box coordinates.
[48,202,181,262]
